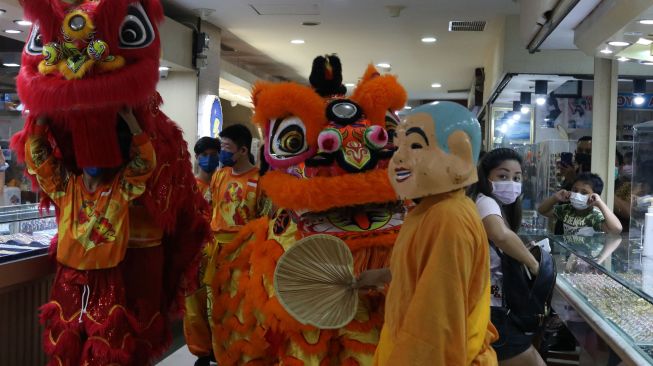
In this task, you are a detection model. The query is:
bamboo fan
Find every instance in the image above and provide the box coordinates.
[274,234,358,329]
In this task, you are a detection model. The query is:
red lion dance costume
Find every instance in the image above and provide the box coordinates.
[211,64,407,365]
[12,1,209,365]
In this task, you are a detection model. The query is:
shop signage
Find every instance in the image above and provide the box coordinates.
[617,93,653,109]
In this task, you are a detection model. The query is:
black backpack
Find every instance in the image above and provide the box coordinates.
[495,244,557,333]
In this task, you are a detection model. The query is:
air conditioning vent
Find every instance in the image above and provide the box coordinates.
[448,21,486,32]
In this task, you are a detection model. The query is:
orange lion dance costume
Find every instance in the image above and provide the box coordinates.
[12,1,210,365]
[210,61,407,365]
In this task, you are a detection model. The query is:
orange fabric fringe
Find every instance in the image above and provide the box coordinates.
[351,70,407,126]
[261,170,398,212]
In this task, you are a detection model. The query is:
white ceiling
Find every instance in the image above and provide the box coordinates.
[166,0,520,100]
[0,0,30,43]
[539,0,601,50]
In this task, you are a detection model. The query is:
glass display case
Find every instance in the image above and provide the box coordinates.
[550,234,653,364]
[0,204,56,264]
[629,121,653,242]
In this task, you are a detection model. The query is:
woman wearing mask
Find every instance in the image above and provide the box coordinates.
[468,148,545,366]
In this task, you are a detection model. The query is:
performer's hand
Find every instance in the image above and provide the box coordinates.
[119,107,142,135]
[353,268,391,292]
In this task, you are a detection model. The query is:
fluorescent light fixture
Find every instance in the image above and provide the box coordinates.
[2,63,19,67]
[421,37,437,43]
[521,106,530,114]
[608,41,630,47]
[637,38,653,45]
[536,97,546,106]
[640,19,653,25]
[158,66,171,71]
[344,83,355,87]
[403,106,412,110]
[14,20,32,27]
[634,95,646,105]
[376,62,391,68]
[431,83,442,88]
[599,47,613,54]
[4,29,21,34]
[618,57,629,62]
[290,39,305,44]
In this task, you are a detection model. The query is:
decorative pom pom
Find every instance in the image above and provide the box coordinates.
[317,128,342,153]
[364,125,388,150]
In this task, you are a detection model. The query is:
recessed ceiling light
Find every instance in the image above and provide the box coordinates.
[290,39,305,44]
[640,19,653,25]
[421,37,437,43]
[637,38,653,45]
[599,47,613,54]
[159,66,171,71]
[608,41,630,47]
[344,83,355,87]
[4,29,21,34]
[404,106,412,110]
[2,63,19,67]
[13,20,32,26]
[618,56,630,62]
[376,62,391,69]
[511,113,521,121]
[0,10,6,15]
[431,83,442,88]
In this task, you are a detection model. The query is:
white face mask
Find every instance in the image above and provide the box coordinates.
[570,192,589,210]
[491,181,522,205]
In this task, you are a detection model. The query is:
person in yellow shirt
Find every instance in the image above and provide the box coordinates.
[184,136,221,366]
[26,109,156,366]
[205,124,261,358]
[357,101,498,365]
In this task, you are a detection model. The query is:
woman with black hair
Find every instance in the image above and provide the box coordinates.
[468,148,545,366]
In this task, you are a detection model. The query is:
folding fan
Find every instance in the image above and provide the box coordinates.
[274,234,358,329]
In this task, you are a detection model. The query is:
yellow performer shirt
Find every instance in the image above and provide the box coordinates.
[374,189,498,366]
[209,166,260,238]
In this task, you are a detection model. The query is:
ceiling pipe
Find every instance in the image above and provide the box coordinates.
[527,0,581,53]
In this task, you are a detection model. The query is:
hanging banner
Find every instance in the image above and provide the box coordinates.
[210,97,223,138]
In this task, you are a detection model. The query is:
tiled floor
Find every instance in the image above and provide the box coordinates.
[157,345,197,365]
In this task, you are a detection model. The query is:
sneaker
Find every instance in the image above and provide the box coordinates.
[194,356,211,366]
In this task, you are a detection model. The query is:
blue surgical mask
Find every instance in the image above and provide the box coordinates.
[198,154,220,173]
[219,150,236,167]
[83,167,102,178]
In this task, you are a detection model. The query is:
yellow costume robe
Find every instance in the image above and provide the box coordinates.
[374,190,498,366]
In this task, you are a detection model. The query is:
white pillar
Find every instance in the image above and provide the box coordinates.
[592,57,618,208]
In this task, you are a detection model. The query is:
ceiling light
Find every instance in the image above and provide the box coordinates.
[0,10,5,15]
[344,83,355,87]
[4,29,21,34]
[536,97,547,106]
[608,41,630,47]
[618,57,630,62]
[511,113,521,121]
[521,106,530,114]
[635,95,646,105]
[640,19,653,25]
[376,62,391,68]
[431,83,442,88]
[403,106,412,110]
[599,46,613,54]
[643,61,653,66]
[2,63,19,67]
[499,124,508,133]
[421,37,437,43]
[637,38,653,45]
[159,66,171,71]
[14,20,32,27]
[290,39,305,44]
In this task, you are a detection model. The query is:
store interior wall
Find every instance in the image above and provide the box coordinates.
[483,17,507,105]
[157,71,199,160]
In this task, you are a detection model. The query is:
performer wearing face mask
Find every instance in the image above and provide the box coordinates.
[468,148,545,366]
[183,136,221,366]
[538,173,622,236]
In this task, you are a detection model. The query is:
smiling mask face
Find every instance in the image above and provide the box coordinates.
[388,102,479,200]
